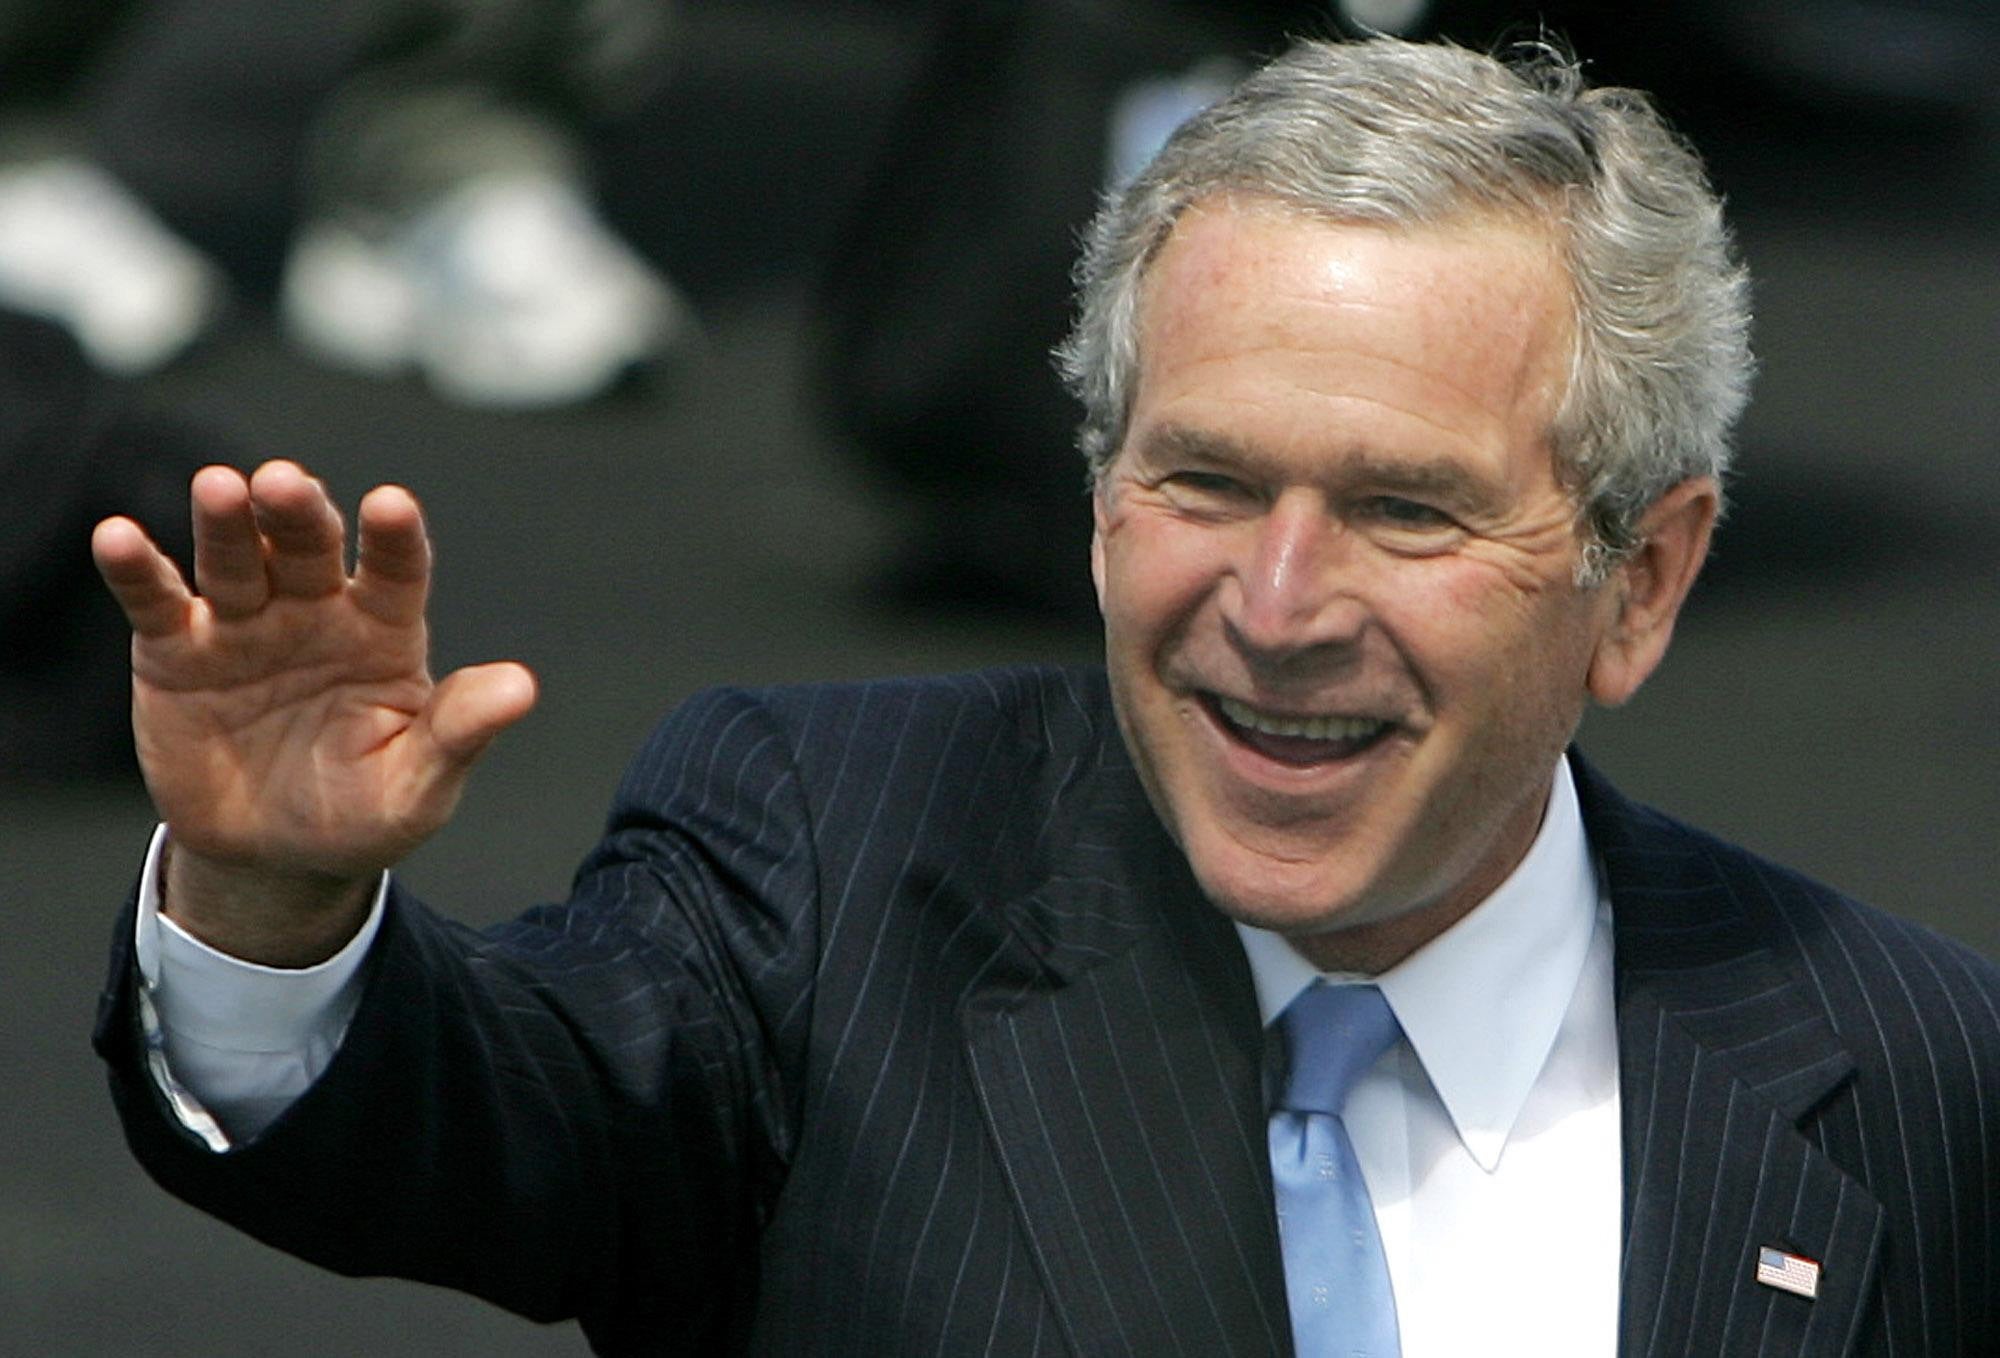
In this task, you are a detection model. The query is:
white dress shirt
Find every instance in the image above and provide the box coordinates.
[1236,757,1622,1357]
[137,760,1620,1354]
[133,826,386,1148]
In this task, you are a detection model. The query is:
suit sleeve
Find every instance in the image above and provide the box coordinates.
[94,686,823,1354]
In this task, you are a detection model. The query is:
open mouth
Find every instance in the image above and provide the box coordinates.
[1204,693,1394,767]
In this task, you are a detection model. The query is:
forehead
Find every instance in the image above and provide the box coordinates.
[1129,197,1575,466]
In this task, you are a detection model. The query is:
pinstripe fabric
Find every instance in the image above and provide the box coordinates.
[99,668,1999,1356]
[1587,762,2000,1356]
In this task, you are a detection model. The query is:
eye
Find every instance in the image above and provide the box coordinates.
[1165,470,1246,495]
[1158,470,1259,514]
[1351,494,1466,553]
[1358,496,1453,528]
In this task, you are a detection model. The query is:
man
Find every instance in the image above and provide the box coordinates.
[93,36,1997,1357]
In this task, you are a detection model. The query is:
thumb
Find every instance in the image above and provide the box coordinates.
[423,662,539,766]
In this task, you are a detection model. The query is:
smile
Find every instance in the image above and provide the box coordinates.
[1206,694,1394,766]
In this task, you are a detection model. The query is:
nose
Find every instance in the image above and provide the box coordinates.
[1225,490,1366,659]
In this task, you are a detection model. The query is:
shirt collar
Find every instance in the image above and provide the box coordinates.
[1234,756,1602,1172]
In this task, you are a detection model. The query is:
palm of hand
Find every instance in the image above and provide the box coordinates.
[132,589,441,876]
[95,461,536,885]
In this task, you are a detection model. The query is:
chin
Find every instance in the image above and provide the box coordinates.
[1182,833,1381,935]
[1195,852,1465,974]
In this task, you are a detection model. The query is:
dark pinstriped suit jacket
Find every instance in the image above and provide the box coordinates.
[100,666,2000,1355]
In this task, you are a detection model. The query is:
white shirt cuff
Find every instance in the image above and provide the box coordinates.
[132,825,387,1149]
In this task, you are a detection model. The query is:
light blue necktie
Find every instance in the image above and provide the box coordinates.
[1271,982,1403,1358]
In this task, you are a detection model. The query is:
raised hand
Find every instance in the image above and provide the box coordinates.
[92,461,537,963]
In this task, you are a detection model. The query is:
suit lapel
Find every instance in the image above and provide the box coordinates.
[961,739,1292,1358]
[957,722,1889,1357]
[1578,760,1885,1358]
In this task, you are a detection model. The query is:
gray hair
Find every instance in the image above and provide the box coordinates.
[1056,36,1753,582]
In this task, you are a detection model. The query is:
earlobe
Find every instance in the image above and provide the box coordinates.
[1585,477,1719,707]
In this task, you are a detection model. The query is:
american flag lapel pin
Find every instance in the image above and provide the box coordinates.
[1754,1246,1821,1300]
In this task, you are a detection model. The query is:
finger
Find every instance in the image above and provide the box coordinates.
[352,484,432,626]
[249,460,347,600]
[92,515,195,639]
[421,662,538,766]
[190,465,268,618]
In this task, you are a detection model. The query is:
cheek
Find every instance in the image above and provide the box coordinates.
[1368,562,1507,674]
[1372,560,1602,737]
[1439,543,1560,616]
[1099,515,1225,632]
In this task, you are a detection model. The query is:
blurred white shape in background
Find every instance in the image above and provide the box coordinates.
[1339,0,1433,38]
[1105,57,1243,189]
[281,171,690,409]
[0,156,222,374]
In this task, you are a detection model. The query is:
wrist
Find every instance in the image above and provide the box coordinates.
[161,837,377,968]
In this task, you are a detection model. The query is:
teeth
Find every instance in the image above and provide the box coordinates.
[1217,696,1385,742]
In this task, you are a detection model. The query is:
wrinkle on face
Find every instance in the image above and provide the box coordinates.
[1139,196,1574,431]
[1093,195,1618,971]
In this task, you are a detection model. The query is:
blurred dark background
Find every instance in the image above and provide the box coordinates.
[3,1,1995,1352]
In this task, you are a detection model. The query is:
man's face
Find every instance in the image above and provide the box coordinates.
[1093,197,1624,971]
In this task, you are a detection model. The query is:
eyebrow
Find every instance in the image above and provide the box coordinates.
[1132,424,1260,472]
[1135,422,1497,509]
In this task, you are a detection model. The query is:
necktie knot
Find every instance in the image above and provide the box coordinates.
[1277,982,1400,1117]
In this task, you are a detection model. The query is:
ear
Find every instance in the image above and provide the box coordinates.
[1089,483,1110,613]
[1586,476,1719,708]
